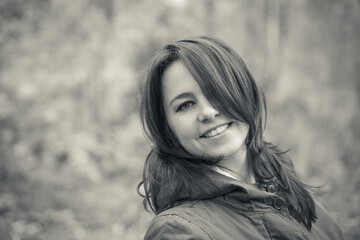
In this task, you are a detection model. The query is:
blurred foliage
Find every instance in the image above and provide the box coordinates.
[0,0,359,239]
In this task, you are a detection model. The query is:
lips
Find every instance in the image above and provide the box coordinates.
[200,122,233,138]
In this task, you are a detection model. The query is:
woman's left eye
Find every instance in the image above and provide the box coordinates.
[176,101,195,112]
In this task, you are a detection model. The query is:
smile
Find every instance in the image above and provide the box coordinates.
[201,123,232,138]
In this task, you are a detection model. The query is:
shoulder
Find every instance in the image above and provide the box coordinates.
[310,201,345,240]
[144,201,214,240]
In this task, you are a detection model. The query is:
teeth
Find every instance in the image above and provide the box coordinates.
[203,124,229,138]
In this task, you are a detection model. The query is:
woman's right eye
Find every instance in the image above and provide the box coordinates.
[176,101,195,112]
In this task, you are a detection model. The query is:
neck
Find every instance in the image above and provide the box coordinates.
[219,144,253,183]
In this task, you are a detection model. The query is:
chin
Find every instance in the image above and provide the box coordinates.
[217,143,245,158]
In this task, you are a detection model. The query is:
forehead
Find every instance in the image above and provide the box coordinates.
[162,61,202,103]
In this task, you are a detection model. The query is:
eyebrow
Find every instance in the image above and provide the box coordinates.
[169,92,194,106]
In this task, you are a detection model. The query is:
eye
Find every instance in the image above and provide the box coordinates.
[176,101,196,112]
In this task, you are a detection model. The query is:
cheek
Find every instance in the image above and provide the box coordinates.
[171,120,191,140]
[234,121,249,131]
[168,116,196,144]
[240,123,250,136]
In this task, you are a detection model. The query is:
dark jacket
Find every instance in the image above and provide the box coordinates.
[144,170,344,240]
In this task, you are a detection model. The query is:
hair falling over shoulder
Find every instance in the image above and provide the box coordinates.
[138,36,317,230]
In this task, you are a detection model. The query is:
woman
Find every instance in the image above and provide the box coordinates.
[138,36,344,239]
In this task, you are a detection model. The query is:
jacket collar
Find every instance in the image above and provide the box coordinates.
[178,168,274,202]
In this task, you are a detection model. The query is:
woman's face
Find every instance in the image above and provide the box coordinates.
[162,61,249,162]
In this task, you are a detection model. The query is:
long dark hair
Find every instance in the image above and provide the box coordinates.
[138,36,317,230]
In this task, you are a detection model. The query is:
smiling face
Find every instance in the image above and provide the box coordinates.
[162,61,249,163]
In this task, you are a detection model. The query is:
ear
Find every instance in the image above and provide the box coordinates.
[245,135,250,146]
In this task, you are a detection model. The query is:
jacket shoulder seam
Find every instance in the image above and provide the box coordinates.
[155,213,215,240]
[259,212,274,240]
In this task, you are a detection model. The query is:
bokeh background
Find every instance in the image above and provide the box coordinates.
[0,0,359,239]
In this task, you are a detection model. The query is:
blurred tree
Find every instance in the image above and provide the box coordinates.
[0,0,359,239]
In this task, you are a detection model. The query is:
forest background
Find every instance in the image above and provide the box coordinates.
[0,0,359,239]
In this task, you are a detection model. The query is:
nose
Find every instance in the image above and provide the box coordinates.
[198,101,219,122]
